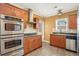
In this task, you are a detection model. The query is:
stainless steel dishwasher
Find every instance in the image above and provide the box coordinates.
[66,33,77,51]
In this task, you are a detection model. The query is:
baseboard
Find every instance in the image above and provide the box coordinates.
[42,40,50,43]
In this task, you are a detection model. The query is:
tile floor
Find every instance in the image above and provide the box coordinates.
[26,42,79,56]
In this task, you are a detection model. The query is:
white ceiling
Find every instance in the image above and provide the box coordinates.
[11,3,78,17]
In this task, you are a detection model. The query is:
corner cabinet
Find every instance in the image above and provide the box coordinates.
[23,35,42,55]
[68,14,77,29]
[50,34,66,48]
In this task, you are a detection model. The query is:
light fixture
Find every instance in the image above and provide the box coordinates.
[57,9,63,15]
[54,5,63,16]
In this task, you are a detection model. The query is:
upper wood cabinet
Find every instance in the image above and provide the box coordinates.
[33,15,40,29]
[0,3,29,28]
[68,14,77,29]
[0,3,15,16]
[0,3,28,21]
[14,8,28,28]
[14,8,28,21]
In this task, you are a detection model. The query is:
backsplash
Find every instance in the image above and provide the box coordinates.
[24,23,37,34]
[52,28,77,33]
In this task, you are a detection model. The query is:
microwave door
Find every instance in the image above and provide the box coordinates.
[0,20,13,35]
[0,20,23,35]
[12,23,24,34]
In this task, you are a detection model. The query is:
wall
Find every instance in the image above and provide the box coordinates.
[44,10,77,42]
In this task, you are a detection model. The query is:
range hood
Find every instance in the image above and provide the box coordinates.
[28,9,34,23]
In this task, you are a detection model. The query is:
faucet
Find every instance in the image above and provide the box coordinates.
[59,29,62,33]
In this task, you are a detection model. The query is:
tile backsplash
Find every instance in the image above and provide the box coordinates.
[52,28,77,33]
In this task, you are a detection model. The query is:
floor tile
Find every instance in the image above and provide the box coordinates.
[25,42,79,56]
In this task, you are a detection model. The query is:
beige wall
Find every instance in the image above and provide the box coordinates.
[44,10,77,42]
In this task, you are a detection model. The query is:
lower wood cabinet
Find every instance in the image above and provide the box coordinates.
[23,38,30,54]
[50,34,66,48]
[24,35,42,55]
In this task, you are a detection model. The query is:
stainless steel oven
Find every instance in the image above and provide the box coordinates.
[0,34,24,54]
[0,14,24,35]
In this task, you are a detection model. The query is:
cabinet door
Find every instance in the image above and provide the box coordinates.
[69,14,77,29]
[28,37,35,51]
[14,8,24,19]
[33,35,42,49]
[50,35,59,46]
[14,8,28,28]
[0,3,15,16]
[23,11,28,28]
[37,35,42,47]
[50,35,66,48]
[24,37,30,54]
[58,35,66,48]
[14,8,28,20]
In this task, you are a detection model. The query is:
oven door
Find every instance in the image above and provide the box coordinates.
[0,36,23,54]
[0,19,24,35]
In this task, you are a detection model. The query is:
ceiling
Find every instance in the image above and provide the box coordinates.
[11,3,78,17]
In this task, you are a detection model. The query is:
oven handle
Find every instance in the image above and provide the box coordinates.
[2,20,23,24]
[0,36,24,39]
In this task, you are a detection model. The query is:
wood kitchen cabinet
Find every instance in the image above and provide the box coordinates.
[68,14,77,29]
[50,34,66,48]
[58,35,66,48]
[0,3,29,28]
[33,35,42,49]
[0,3,15,16]
[14,7,28,20]
[32,17,39,29]
[14,7,28,28]
[24,35,42,55]
[24,38,30,54]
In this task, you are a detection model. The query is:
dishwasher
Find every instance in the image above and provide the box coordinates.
[66,33,77,51]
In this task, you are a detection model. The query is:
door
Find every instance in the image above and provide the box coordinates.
[0,3,15,16]
[59,35,66,48]
[0,19,23,35]
[50,35,59,46]
[24,37,30,54]
[1,36,23,54]
[14,8,28,28]
[28,37,35,51]
[14,7,27,20]
[33,35,42,49]
[69,14,77,29]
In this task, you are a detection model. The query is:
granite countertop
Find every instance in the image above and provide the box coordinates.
[51,33,66,36]
[24,33,41,37]
[51,32,77,36]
